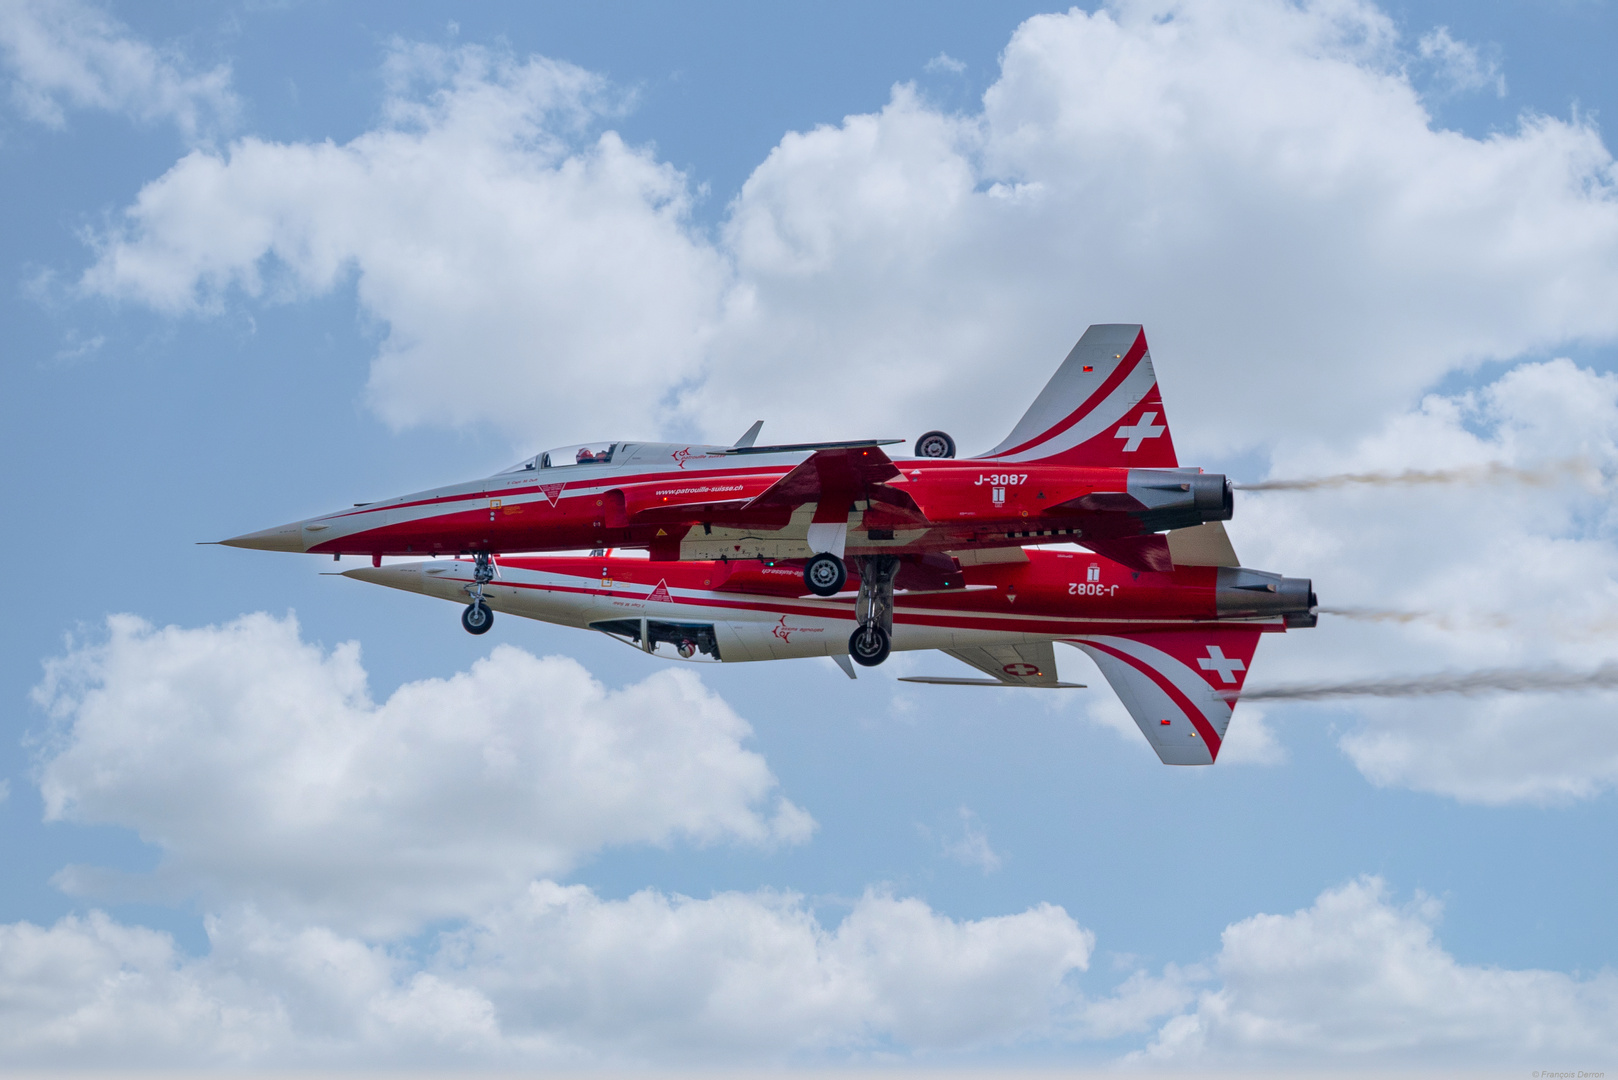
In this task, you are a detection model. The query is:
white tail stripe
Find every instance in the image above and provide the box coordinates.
[1074,634,1234,729]
[1072,642,1216,765]
[985,359,1158,463]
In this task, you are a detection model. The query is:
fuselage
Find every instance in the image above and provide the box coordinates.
[225,440,1230,564]
[345,547,1298,664]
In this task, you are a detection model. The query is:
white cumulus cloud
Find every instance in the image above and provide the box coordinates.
[436,882,1092,1059]
[1143,876,1618,1065]
[32,612,812,935]
[1418,25,1505,99]
[78,41,726,443]
[0,0,237,139]
[0,888,1093,1066]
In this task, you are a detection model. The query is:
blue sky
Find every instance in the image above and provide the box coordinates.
[4,0,1618,1069]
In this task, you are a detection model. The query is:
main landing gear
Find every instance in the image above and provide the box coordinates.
[849,554,898,667]
[803,551,897,666]
[803,552,847,596]
[462,552,495,635]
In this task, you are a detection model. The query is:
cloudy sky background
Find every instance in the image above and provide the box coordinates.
[3,0,1618,1068]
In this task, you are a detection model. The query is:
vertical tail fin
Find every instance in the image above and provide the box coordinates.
[1067,628,1261,765]
[980,324,1179,468]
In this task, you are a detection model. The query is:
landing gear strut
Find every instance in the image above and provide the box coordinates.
[462,552,495,635]
[849,555,898,667]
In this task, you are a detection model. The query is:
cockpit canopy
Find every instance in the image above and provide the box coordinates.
[542,442,617,468]
[498,443,620,473]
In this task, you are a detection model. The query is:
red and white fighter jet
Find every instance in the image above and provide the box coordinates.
[343,536,1316,765]
[222,324,1238,664]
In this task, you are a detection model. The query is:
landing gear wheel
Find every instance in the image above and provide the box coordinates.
[914,430,956,458]
[849,623,891,667]
[804,553,847,596]
[461,601,494,635]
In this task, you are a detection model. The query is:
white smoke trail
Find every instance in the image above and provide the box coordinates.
[1236,457,1598,492]
[1228,664,1618,702]
[1317,606,1517,631]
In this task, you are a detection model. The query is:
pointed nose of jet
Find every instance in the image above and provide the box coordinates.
[341,564,425,593]
[219,521,309,552]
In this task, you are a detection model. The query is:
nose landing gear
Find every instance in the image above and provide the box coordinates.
[848,554,898,667]
[461,551,496,635]
[462,601,494,635]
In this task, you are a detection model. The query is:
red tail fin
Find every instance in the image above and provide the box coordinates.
[980,324,1178,468]
[1068,628,1261,765]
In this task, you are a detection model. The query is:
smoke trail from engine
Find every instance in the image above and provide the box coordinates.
[1317,606,1518,631]
[1319,606,1428,624]
[1236,458,1598,492]
[1228,664,1618,702]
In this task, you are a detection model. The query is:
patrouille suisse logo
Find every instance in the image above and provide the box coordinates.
[772,615,823,643]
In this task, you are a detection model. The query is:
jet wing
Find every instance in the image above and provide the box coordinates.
[940,641,1068,686]
[899,641,1084,687]
[743,445,926,524]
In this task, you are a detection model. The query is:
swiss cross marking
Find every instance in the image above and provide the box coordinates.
[1197,645,1246,684]
[1002,662,1041,677]
[1115,411,1166,452]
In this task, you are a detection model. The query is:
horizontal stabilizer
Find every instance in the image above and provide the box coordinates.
[1067,629,1262,765]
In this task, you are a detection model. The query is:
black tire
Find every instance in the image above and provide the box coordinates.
[803,553,847,596]
[849,623,891,667]
[461,601,494,635]
[914,430,956,458]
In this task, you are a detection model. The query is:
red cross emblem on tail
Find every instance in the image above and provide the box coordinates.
[1196,645,1246,684]
[1115,411,1166,452]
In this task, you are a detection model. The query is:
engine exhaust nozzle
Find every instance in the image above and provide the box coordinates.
[1217,567,1316,627]
[1126,470,1234,531]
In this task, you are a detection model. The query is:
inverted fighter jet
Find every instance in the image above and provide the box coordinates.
[222,324,1232,663]
[341,535,1316,764]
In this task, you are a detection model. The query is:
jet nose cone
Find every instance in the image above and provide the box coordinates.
[219,522,308,552]
[341,564,425,593]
